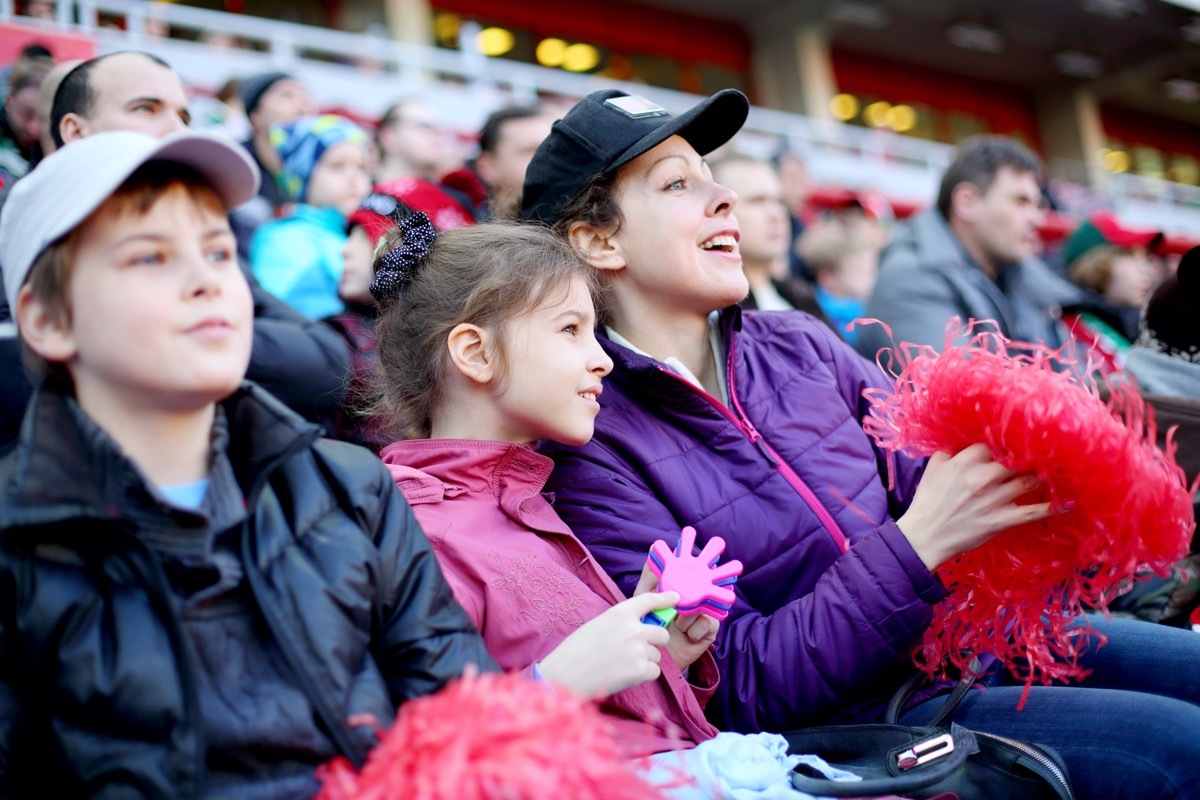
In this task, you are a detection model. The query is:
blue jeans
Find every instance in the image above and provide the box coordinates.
[901,616,1200,800]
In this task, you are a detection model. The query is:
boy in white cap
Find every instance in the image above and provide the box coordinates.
[0,130,493,797]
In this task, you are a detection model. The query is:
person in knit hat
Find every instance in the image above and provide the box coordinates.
[250,114,371,318]
[1059,211,1163,376]
[230,71,312,254]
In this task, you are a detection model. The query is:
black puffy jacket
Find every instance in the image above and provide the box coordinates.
[0,382,496,798]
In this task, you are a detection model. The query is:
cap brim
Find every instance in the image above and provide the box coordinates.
[608,89,749,174]
[0,130,259,309]
[142,132,261,210]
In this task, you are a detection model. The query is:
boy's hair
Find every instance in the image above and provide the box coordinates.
[936,135,1042,220]
[21,162,224,381]
[371,222,598,440]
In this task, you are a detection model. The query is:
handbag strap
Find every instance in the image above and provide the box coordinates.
[884,657,981,726]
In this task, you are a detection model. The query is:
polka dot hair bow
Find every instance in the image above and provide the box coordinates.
[369,210,438,302]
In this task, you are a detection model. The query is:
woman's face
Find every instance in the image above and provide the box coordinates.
[1105,249,1158,309]
[604,135,747,319]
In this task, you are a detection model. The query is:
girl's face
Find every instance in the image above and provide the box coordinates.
[491,275,613,447]
[604,135,747,319]
[307,140,371,216]
[1105,249,1158,309]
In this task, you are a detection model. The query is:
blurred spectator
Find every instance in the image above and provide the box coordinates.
[324,192,403,450]
[374,99,477,223]
[192,77,251,142]
[471,104,552,220]
[52,52,190,146]
[33,58,80,160]
[20,0,55,20]
[1109,246,1200,625]
[374,98,445,184]
[861,135,1081,355]
[799,218,881,352]
[0,58,51,185]
[0,42,51,97]
[1059,212,1163,376]
[230,72,313,253]
[250,115,371,319]
[0,54,352,452]
[711,155,831,327]
[0,56,76,212]
[773,147,810,278]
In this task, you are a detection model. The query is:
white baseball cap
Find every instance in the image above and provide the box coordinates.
[0,130,259,315]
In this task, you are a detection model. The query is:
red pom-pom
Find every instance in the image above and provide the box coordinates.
[314,669,670,800]
[863,320,1195,702]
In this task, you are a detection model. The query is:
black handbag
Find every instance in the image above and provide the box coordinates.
[782,669,1075,799]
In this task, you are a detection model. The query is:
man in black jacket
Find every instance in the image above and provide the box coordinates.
[0,128,495,798]
[1,52,350,456]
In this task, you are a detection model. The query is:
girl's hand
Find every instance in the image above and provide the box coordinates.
[666,612,718,671]
[897,443,1058,571]
[635,560,719,670]
[537,590,678,698]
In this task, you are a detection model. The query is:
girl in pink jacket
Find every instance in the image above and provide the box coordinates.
[368,213,844,798]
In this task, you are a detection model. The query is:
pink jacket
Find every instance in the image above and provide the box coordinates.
[380,438,721,756]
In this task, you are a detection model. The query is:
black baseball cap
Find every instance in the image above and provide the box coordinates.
[520,88,749,225]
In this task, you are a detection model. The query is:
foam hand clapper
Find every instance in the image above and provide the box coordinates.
[642,526,743,627]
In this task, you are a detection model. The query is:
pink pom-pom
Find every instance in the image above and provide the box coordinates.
[863,320,1195,702]
[314,669,671,800]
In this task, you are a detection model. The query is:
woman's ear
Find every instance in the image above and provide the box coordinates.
[15,285,77,364]
[445,323,495,386]
[569,221,626,273]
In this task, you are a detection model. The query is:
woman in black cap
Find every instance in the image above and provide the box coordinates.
[523,88,1200,800]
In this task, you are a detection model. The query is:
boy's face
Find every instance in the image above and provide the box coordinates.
[28,184,253,412]
[307,140,371,217]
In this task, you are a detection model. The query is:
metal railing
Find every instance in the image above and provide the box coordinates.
[2,0,1198,236]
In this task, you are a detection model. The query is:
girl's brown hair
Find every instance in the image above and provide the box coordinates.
[371,221,598,440]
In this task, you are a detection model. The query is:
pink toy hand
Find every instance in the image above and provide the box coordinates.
[646,526,743,621]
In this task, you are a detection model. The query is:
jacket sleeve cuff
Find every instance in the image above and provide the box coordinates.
[685,649,720,707]
[877,520,948,604]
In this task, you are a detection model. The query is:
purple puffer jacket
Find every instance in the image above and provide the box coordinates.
[540,307,947,733]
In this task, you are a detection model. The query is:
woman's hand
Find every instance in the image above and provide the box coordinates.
[536,590,677,698]
[897,443,1058,571]
[666,612,718,671]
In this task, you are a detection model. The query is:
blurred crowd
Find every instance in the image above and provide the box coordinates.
[2,16,1200,798]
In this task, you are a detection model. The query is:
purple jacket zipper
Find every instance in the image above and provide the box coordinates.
[655,362,850,554]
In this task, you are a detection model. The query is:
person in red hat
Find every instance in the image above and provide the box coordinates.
[1060,211,1164,376]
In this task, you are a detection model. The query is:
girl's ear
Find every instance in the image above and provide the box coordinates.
[15,285,77,364]
[445,322,495,385]
[568,221,626,274]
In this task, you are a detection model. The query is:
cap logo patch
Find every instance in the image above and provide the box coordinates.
[604,95,669,119]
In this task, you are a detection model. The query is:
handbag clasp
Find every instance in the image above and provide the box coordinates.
[897,733,955,770]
